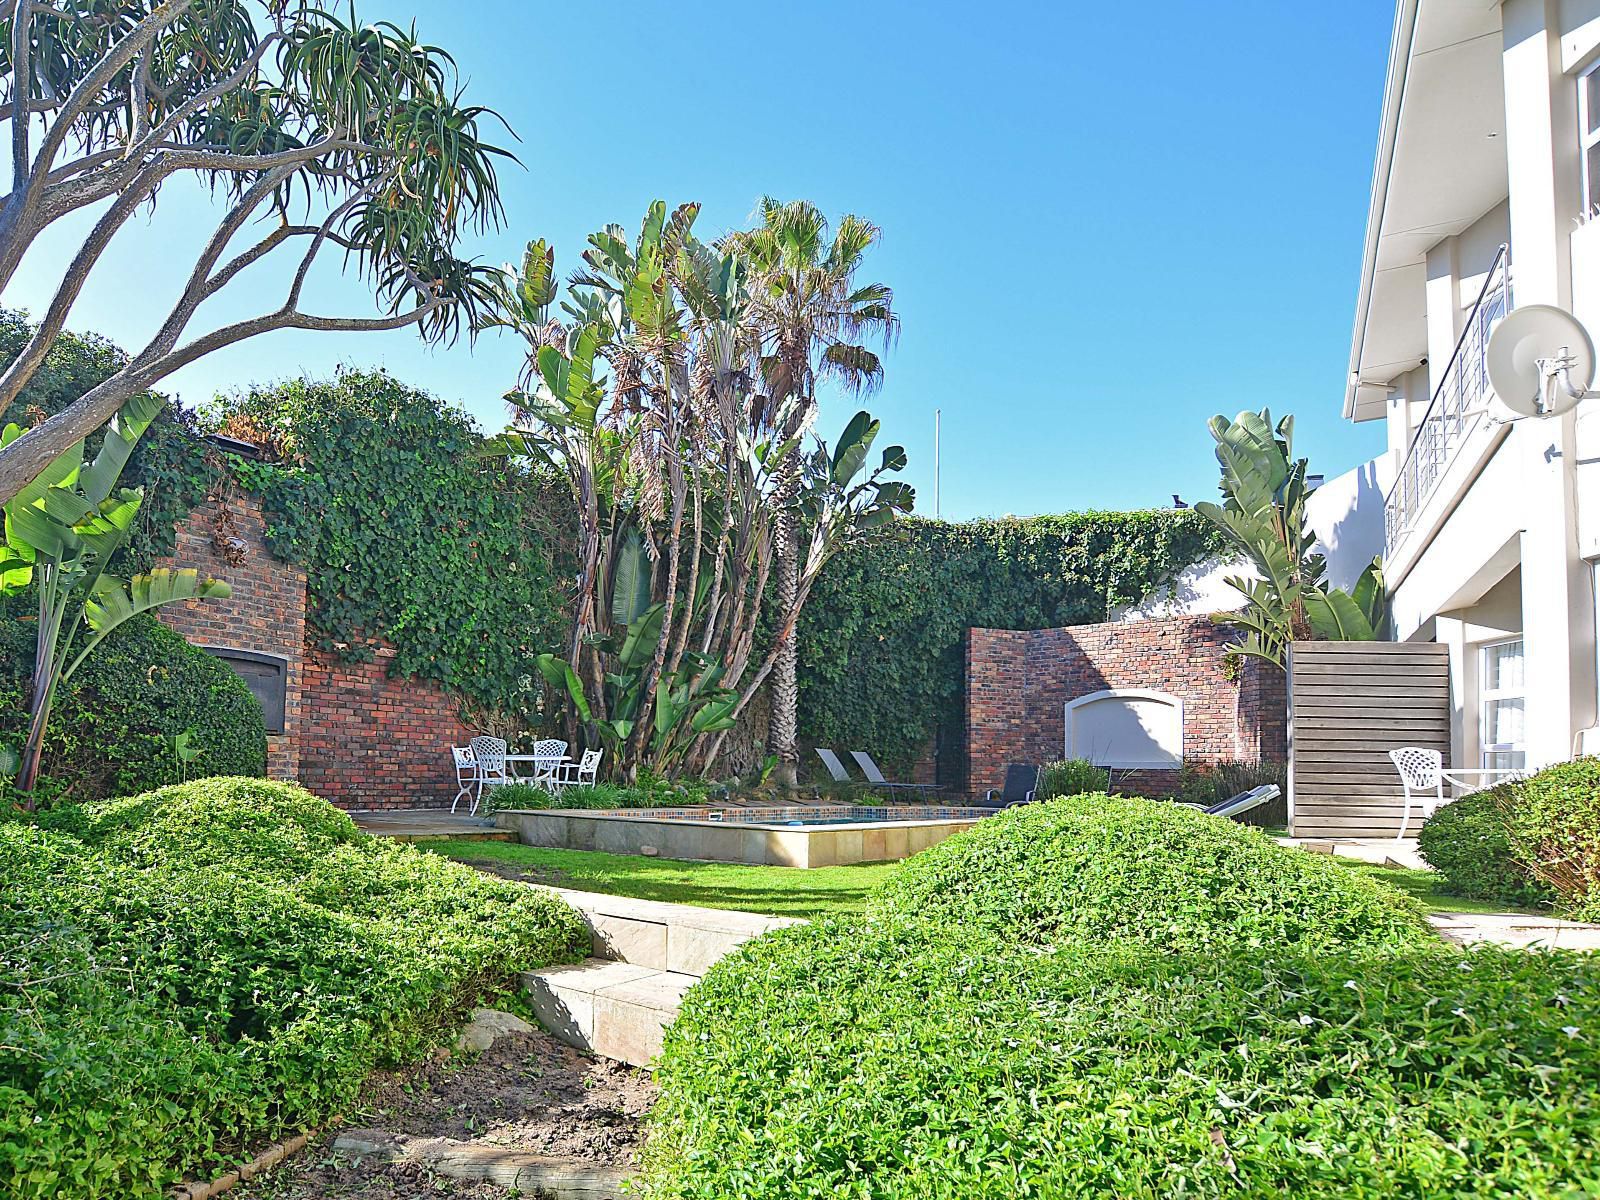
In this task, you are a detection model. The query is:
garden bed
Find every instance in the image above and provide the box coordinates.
[232,1028,653,1200]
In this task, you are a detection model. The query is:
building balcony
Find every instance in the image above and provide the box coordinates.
[1384,244,1511,558]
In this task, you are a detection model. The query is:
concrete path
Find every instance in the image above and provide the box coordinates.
[1276,834,1429,871]
[524,889,802,1068]
[1428,911,1600,951]
[354,809,516,842]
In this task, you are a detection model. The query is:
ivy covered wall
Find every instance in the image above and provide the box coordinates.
[795,513,1227,782]
[4,313,1230,784]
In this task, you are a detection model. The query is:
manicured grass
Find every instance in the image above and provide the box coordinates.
[1331,859,1548,916]
[425,839,900,919]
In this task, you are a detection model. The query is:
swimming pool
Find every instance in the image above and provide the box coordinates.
[494,804,993,868]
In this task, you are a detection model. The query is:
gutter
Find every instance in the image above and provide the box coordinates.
[1344,0,1421,422]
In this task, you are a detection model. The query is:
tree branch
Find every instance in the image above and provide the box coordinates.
[11,0,32,185]
[0,157,169,411]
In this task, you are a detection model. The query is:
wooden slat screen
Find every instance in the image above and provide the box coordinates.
[1288,640,1451,839]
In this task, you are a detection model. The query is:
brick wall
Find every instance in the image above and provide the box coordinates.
[155,490,306,780]
[297,647,475,810]
[965,615,1287,798]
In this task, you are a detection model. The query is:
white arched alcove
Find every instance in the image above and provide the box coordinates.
[1063,689,1184,769]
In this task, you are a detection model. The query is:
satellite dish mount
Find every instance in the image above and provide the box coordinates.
[1485,304,1600,419]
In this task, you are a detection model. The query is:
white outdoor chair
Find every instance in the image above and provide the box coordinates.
[1388,746,1521,841]
[529,738,568,787]
[449,745,477,814]
[466,735,510,816]
[549,748,602,795]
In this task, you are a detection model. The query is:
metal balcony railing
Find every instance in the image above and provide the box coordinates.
[1384,243,1511,554]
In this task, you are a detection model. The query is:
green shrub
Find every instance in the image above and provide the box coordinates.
[0,778,587,1198]
[647,925,1600,1199]
[1418,787,1553,908]
[643,797,1599,1198]
[871,795,1429,955]
[1036,757,1109,799]
[487,780,705,812]
[0,605,266,808]
[1501,758,1600,921]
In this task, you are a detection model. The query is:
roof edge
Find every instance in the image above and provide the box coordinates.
[1344,0,1421,422]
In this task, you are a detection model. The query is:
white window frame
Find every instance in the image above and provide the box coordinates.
[1581,58,1600,217]
[1479,637,1525,771]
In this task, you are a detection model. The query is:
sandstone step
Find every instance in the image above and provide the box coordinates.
[523,958,698,1068]
[540,885,803,974]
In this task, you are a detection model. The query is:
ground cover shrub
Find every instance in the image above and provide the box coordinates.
[483,781,691,812]
[1418,786,1554,909]
[643,797,1599,1197]
[1035,757,1109,799]
[646,922,1600,1198]
[1,778,587,1199]
[872,795,1430,955]
[1501,758,1600,921]
[0,607,266,808]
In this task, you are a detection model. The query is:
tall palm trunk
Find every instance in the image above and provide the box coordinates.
[768,469,801,788]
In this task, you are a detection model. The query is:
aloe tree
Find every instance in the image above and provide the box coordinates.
[1194,409,1384,667]
[486,202,913,779]
[720,198,899,786]
[0,1,510,504]
[1,392,229,801]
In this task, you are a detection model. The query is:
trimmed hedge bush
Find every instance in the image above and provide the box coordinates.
[871,795,1429,954]
[0,605,266,807]
[1418,787,1554,909]
[1502,758,1600,921]
[647,925,1600,1198]
[643,797,1600,1198]
[1,778,587,1198]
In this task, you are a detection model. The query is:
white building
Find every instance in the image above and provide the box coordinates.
[1347,0,1600,773]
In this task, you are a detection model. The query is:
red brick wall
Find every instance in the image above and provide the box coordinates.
[297,647,475,810]
[156,491,306,780]
[965,615,1287,798]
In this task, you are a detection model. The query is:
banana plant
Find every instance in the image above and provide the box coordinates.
[1194,409,1384,667]
[1,394,231,802]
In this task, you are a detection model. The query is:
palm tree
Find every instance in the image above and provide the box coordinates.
[721,198,899,787]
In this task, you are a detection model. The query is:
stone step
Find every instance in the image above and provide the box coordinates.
[540,885,803,974]
[332,1128,627,1198]
[523,958,698,1068]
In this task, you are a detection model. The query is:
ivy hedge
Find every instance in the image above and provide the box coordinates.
[795,513,1225,776]
[0,602,266,807]
[207,370,571,715]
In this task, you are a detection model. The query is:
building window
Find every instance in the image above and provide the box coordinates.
[1582,60,1600,216]
[205,647,287,735]
[1479,637,1525,772]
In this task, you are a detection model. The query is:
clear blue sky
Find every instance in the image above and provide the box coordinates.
[8,0,1395,520]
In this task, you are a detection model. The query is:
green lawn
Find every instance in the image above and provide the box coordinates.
[427,838,1544,923]
[1331,859,1546,916]
[424,839,899,920]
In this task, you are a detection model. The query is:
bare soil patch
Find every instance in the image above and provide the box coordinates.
[233,1029,654,1199]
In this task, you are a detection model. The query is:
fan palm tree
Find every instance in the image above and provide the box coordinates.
[721,198,899,787]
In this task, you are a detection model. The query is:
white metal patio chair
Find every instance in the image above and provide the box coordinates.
[465,735,510,816]
[449,745,477,814]
[1388,746,1521,841]
[549,748,602,796]
[529,738,568,787]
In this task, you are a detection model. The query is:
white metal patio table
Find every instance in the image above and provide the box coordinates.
[505,752,568,790]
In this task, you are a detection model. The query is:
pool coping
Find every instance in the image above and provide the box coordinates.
[494,806,985,868]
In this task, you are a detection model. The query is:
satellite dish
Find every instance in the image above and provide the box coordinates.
[1486,304,1598,418]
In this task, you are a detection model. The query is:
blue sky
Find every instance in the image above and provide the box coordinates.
[7,0,1395,520]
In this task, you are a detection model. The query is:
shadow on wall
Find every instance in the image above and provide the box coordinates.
[1308,457,1391,593]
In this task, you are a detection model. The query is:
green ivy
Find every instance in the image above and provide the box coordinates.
[212,369,571,714]
[795,512,1225,778]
